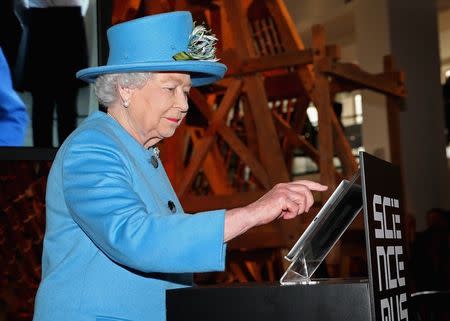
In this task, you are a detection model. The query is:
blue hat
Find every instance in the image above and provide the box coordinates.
[76,11,227,87]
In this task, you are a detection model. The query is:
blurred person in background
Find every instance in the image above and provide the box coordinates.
[22,0,89,147]
[410,208,450,291]
[0,47,29,146]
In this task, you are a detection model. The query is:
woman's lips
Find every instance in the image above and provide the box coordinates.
[166,117,179,123]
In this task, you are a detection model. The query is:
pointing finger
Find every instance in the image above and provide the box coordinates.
[292,180,328,191]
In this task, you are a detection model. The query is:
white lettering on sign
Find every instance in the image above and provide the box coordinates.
[376,245,405,291]
[380,293,408,321]
[383,197,393,239]
[395,246,405,287]
[373,194,384,239]
[373,195,400,239]
[372,194,408,321]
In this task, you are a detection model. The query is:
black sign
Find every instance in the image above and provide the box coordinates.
[360,152,410,321]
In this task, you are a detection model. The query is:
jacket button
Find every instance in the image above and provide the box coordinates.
[150,155,158,168]
[168,201,176,213]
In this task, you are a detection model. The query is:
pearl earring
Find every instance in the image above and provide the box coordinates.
[123,100,129,108]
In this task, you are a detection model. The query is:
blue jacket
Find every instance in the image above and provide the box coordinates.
[33,111,226,321]
[0,47,28,146]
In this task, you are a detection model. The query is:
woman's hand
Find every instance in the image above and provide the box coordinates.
[224,180,328,242]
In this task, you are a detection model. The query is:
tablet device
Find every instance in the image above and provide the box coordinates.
[282,175,363,280]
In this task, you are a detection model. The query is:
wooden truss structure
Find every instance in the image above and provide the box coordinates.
[146,0,406,281]
[152,0,405,254]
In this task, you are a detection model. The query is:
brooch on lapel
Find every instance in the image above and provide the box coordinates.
[153,146,160,159]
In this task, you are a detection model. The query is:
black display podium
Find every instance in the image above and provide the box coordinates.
[167,152,410,321]
[166,279,371,321]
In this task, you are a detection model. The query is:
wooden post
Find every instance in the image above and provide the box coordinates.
[311,24,335,194]
[383,55,404,167]
[244,75,290,183]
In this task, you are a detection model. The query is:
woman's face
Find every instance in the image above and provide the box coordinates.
[124,72,191,145]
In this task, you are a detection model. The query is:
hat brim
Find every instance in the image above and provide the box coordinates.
[76,61,227,87]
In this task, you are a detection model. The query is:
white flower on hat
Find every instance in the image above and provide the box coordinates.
[173,23,219,62]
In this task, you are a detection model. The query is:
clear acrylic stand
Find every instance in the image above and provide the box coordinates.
[280,173,363,285]
[280,253,314,285]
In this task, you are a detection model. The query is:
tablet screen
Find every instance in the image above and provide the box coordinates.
[283,174,363,279]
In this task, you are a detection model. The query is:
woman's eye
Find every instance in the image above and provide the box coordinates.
[165,87,176,92]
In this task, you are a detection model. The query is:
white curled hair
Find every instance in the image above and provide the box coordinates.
[94,72,153,107]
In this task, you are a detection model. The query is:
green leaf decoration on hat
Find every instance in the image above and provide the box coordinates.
[173,23,219,62]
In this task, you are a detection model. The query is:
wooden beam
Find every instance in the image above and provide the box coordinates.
[190,130,234,195]
[223,46,339,77]
[271,111,320,164]
[264,72,307,100]
[329,78,360,96]
[229,262,249,283]
[384,55,404,166]
[244,75,290,184]
[265,0,306,50]
[209,4,223,52]
[272,111,344,182]
[222,0,256,58]
[176,80,242,196]
[311,25,335,194]
[243,50,313,73]
[319,59,406,98]
[242,95,259,155]
[217,124,270,188]
[265,0,316,93]
[176,135,215,197]
[189,88,213,118]
[190,81,270,188]
[207,80,243,133]
[330,111,359,178]
[292,95,310,133]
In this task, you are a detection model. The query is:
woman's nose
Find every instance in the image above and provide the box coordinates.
[175,90,189,112]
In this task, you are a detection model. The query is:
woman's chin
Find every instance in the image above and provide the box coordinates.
[158,128,177,140]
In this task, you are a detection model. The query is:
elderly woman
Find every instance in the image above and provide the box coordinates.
[32,11,327,321]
